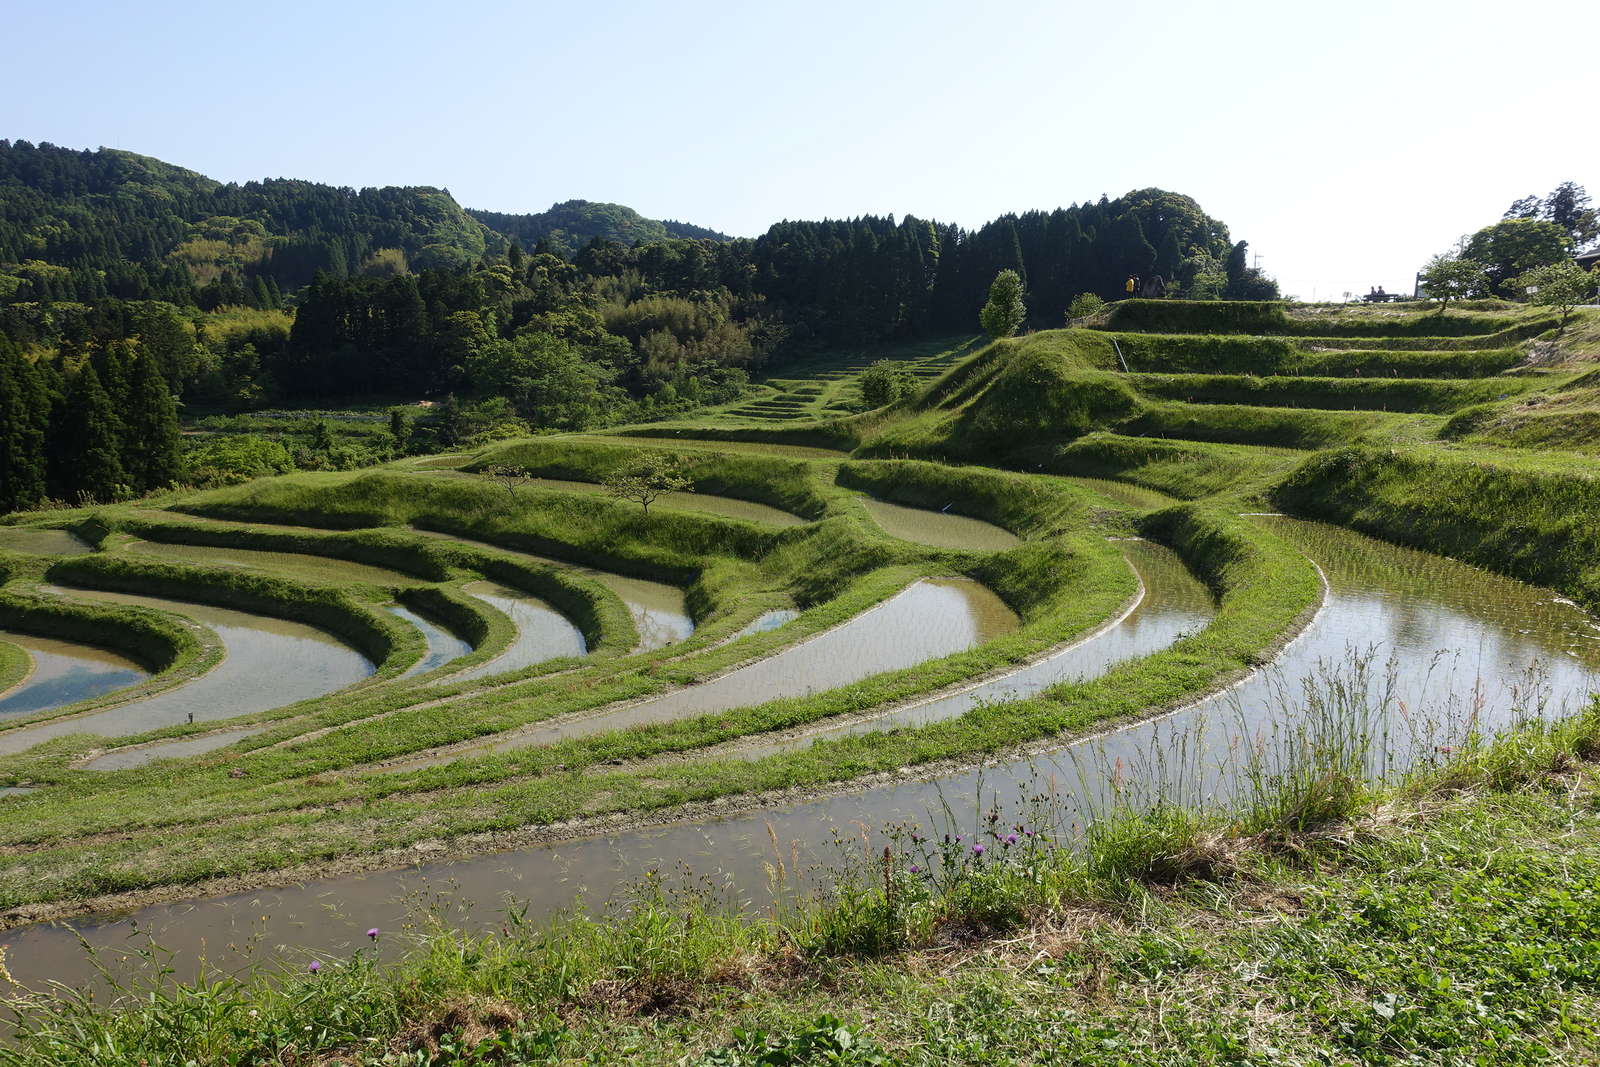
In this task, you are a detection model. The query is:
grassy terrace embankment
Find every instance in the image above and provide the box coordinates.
[2,297,1599,1063]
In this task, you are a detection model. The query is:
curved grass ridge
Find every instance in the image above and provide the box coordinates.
[1103,297,1557,339]
[1274,445,1600,612]
[474,437,832,520]
[0,506,1315,909]
[43,554,420,678]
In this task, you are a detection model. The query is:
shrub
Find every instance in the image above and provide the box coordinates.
[858,360,919,408]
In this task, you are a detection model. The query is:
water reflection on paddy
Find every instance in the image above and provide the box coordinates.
[486,577,1019,751]
[0,588,373,754]
[10,519,1600,995]
[0,633,146,719]
[412,530,694,652]
[448,583,586,683]
[860,498,1020,551]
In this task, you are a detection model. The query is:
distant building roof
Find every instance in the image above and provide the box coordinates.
[1578,248,1600,270]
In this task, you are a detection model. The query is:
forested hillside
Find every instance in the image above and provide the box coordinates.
[468,200,731,256]
[0,141,500,305]
[0,141,1281,510]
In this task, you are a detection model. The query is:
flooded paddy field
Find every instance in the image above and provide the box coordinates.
[0,587,373,755]
[448,582,586,682]
[0,528,93,556]
[6,516,1594,993]
[464,576,1019,754]
[859,498,1021,551]
[522,476,809,527]
[412,530,694,652]
[0,633,147,719]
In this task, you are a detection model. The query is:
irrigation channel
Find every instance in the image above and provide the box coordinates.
[7,518,1597,993]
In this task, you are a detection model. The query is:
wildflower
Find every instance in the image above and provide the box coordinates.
[1004,834,1018,846]
[367,928,380,940]
[308,961,321,974]
[909,865,920,874]
[972,844,985,856]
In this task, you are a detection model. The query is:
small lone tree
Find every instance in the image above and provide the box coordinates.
[603,452,691,514]
[1515,260,1599,331]
[388,407,414,454]
[1066,292,1107,324]
[859,359,918,408]
[484,463,530,497]
[1418,252,1490,312]
[979,269,1027,339]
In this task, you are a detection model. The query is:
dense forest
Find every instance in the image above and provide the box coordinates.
[467,200,730,257]
[0,141,1283,508]
[0,333,180,511]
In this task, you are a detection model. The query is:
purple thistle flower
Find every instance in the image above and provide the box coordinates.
[1005,833,1018,846]
[367,928,380,940]
[972,844,985,856]
[909,865,920,874]
[308,960,321,974]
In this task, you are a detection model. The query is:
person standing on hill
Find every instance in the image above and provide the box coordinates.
[1125,275,1137,298]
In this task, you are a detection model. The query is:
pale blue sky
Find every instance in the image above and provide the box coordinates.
[6,0,1597,300]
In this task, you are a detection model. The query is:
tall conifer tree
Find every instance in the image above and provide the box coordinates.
[54,364,126,502]
[123,351,183,491]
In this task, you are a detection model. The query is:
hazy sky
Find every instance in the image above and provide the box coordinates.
[6,0,1597,300]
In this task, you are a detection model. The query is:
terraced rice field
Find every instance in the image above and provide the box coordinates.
[1,299,1597,997]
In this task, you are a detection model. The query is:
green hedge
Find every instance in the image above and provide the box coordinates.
[1272,446,1600,612]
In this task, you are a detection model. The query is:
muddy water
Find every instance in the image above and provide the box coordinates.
[0,528,93,556]
[471,578,1019,754]
[0,633,147,719]
[448,583,586,683]
[0,588,373,755]
[860,498,1021,551]
[523,477,808,527]
[8,520,1600,993]
[391,605,475,679]
[125,541,419,586]
[413,530,693,652]
[737,540,1214,757]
